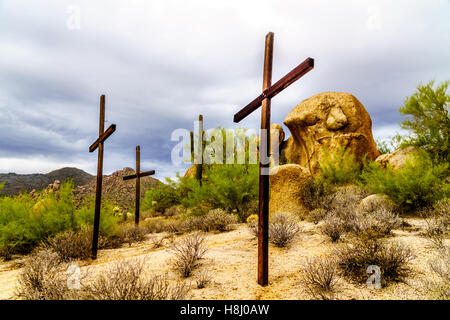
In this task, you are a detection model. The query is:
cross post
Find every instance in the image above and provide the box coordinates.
[123,146,155,225]
[89,94,116,260]
[233,32,314,286]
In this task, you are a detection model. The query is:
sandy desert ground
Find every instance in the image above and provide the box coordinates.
[0,218,446,300]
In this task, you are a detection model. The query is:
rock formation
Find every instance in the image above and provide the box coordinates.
[375,146,417,171]
[269,164,311,214]
[281,92,380,174]
[269,92,380,214]
[73,167,161,211]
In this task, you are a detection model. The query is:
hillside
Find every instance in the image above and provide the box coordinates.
[0,167,94,196]
[73,167,161,211]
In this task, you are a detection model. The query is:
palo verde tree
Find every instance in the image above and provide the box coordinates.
[398,80,449,162]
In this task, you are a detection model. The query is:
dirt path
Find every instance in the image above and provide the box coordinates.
[0,218,445,300]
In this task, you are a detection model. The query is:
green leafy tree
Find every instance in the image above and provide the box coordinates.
[141,178,182,213]
[398,80,449,161]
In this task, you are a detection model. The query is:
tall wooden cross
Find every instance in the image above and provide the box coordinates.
[89,94,116,260]
[233,32,314,286]
[123,145,155,225]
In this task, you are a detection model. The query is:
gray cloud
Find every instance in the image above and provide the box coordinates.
[0,0,449,179]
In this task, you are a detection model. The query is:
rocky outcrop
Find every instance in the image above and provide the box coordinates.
[375,146,418,171]
[0,167,94,196]
[281,92,380,174]
[73,167,161,211]
[269,164,312,214]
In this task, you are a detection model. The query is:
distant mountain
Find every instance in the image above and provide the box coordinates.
[0,167,94,196]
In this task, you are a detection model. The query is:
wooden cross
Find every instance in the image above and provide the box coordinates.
[123,145,155,225]
[233,32,314,286]
[89,94,116,260]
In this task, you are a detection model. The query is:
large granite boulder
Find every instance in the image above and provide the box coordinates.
[281,92,380,174]
[375,146,418,171]
[269,164,312,214]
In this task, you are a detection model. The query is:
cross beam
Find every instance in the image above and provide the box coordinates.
[122,170,155,181]
[123,146,155,225]
[89,94,116,260]
[89,124,116,152]
[233,32,314,286]
[234,57,314,123]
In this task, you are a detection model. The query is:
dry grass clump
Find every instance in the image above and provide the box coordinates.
[308,208,327,224]
[421,199,450,249]
[178,209,237,233]
[163,206,181,218]
[196,269,212,289]
[202,209,237,232]
[83,258,189,300]
[170,232,208,277]
[16,249,189,300]
[300,178,335,211]
[142,217,184,234]
[15,248,77,300]
[118,225,148,246]
[354,207,401,240]
[336,239,413,286]
[423,246,450,299]
[300,257,341,300]
[269,212,301,247]
[321,215,346,242]
[321,200,400,242]
[46,227,92,262]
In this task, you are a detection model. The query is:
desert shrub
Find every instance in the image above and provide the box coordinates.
[353,207,402,240]
[308,208,327,224]
[202,209,237,232]
[300,257,341,300]
[142,217,170,234]
[196,269,212,289]
[76,204,120,238]
[118,224,148,246]
[0,181,117,256]
[300,177,335,211]
[15,248,76,300]
[164,206,181,217]
[170,232,208,277]
[421,199,450,249]
[142,179,181,214]
[360,151,449,211]
[321,215,346,242]
[319,147,363,185]
[240,199,259,222]
[269,212,301,247]
[336,239,413,286]
[83,258,189,300]
[151,235,170,249]
[46,227,92,262]
[397,80,449,162]
[423,247,450,300]
[331,185,370,208]
[180,164,259,221]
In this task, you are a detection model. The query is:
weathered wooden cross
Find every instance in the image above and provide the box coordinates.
[89,94,116,260]
[123,145,155,225]
[233,32,314,286]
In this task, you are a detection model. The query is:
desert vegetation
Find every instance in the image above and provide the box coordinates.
[0,81,448,300]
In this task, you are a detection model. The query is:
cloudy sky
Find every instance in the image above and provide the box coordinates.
[0,0,449,180]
